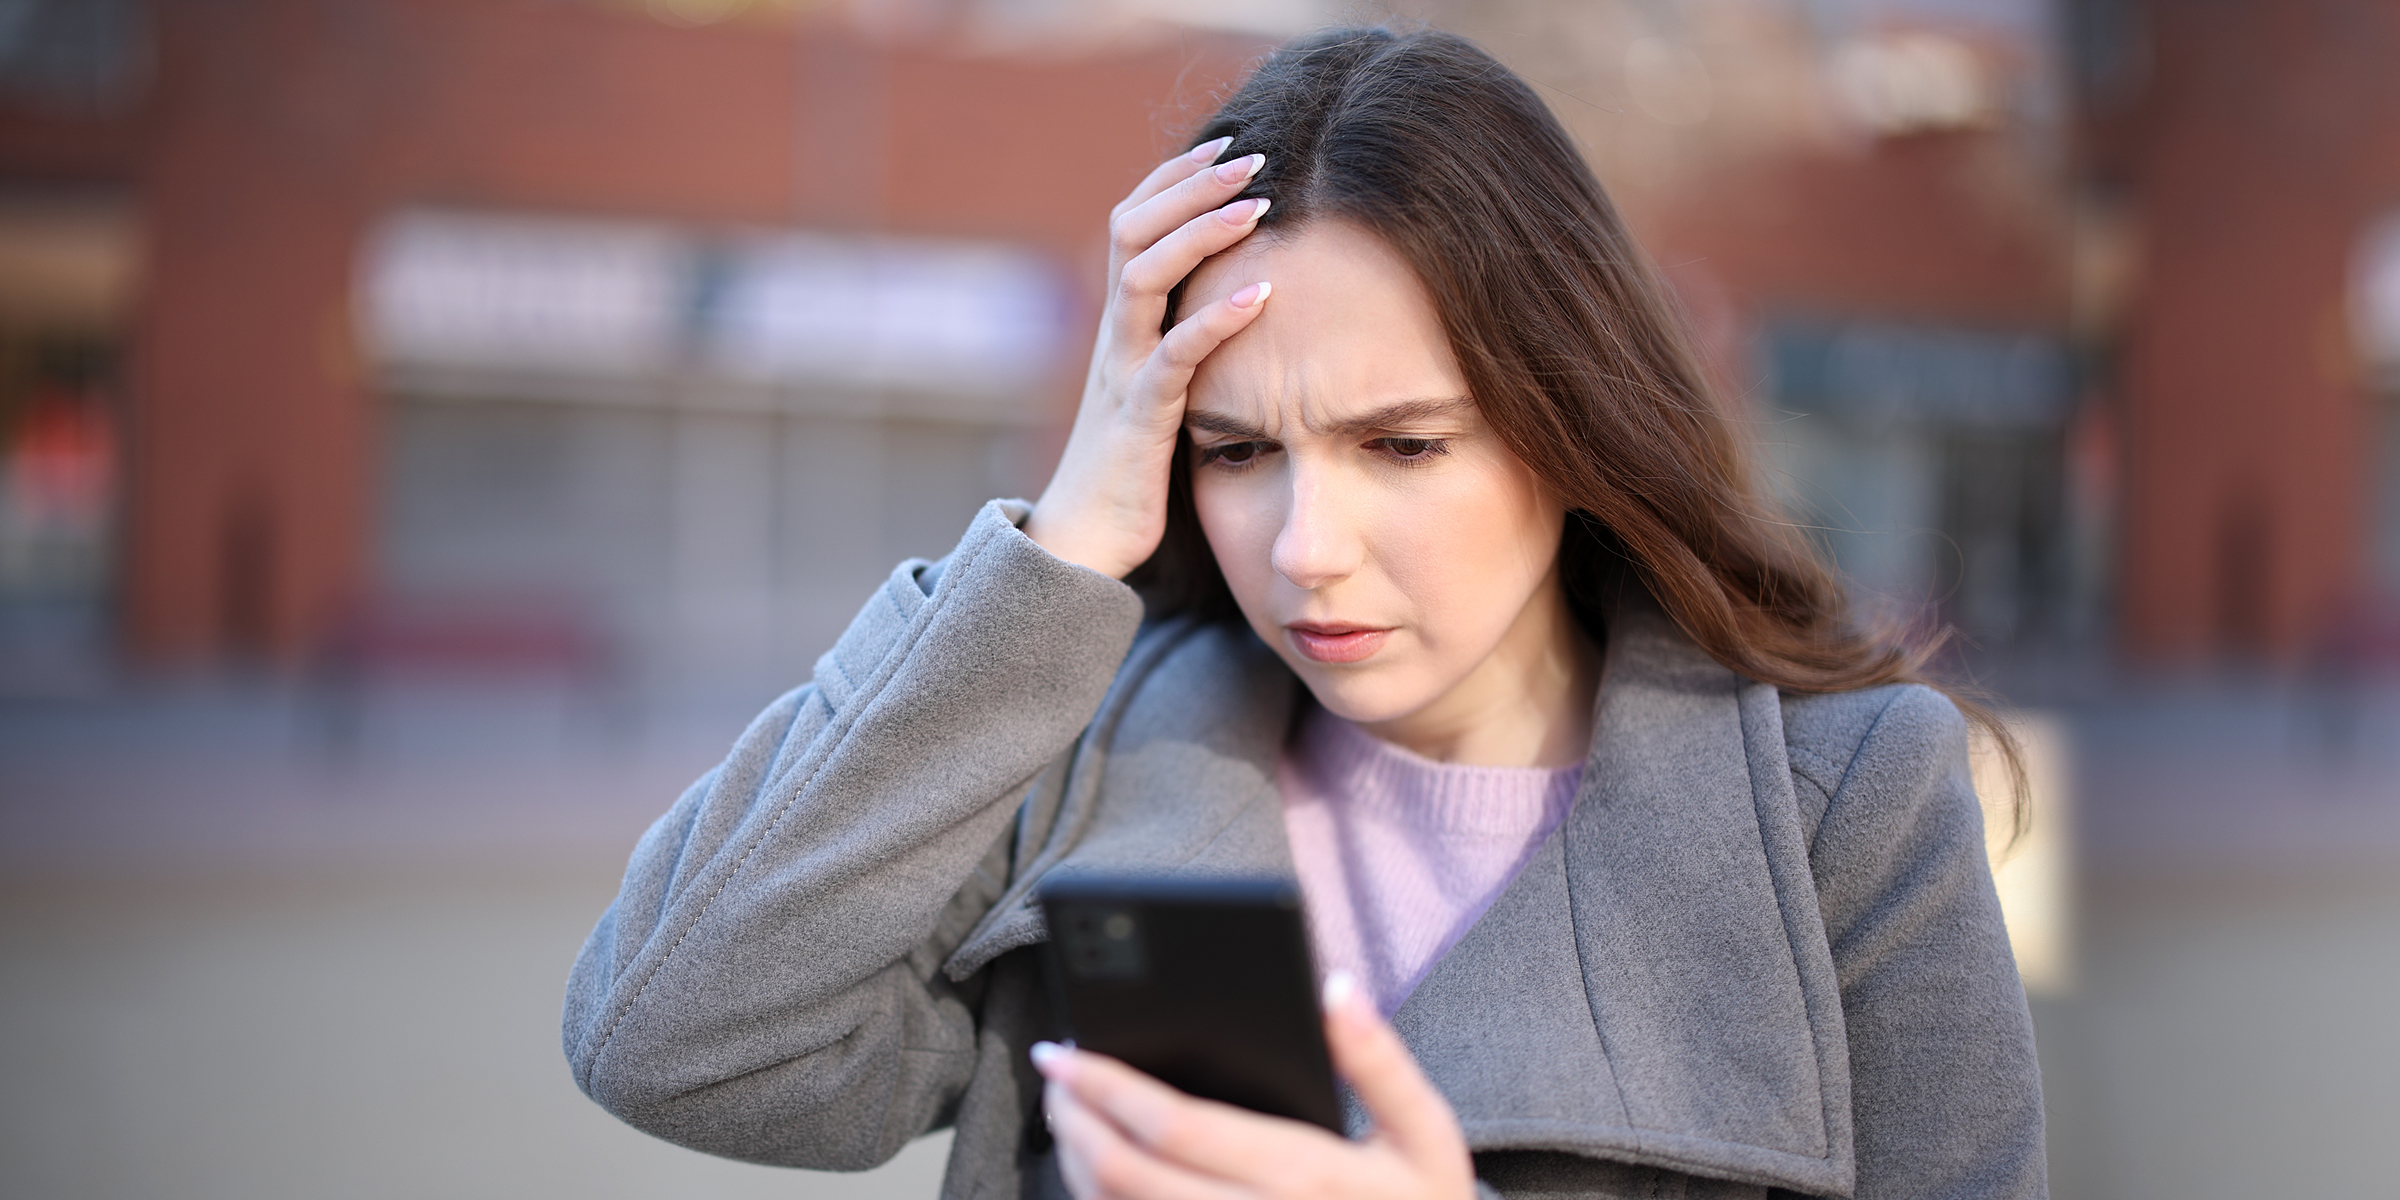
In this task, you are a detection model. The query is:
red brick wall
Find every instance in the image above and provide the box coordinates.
[1646,130,2067,330]
[20,0,1250,664]
[2097,0,2400,664]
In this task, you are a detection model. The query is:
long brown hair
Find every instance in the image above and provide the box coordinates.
[1134,27,2027,832]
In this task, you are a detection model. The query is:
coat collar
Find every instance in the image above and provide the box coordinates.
[949,605,1855,1197]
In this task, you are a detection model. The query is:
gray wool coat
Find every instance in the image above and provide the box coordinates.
[564,500,2047,1200]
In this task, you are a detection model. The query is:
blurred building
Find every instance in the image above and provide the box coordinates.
[0,0,1265,697]
[2071,0,2400,669]
[1416,0,2400,676]
[0,0,2393,694]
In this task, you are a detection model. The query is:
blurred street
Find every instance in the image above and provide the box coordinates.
[2031,683,2400,1198]
[4,673,2397,1199]
[0,679,959,1199]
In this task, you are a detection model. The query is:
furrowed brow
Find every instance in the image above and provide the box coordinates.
[1183,410,1271,440]
[1319,396,1474,437]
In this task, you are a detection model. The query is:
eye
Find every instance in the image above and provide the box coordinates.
[1372,437,1450,463]
[1197,441,1269,468]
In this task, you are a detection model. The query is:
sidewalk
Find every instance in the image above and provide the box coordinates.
[0,679,954,1200]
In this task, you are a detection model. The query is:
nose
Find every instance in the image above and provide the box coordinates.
[1269,459,1362,590]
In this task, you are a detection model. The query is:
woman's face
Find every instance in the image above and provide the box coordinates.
[1179,220,1571,733]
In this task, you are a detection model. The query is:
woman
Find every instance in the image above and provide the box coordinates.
[564,28,2045,1200]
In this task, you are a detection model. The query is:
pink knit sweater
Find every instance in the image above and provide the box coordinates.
[1277,703,1585,1017]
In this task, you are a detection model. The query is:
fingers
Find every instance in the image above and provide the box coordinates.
[1116,136,1235,218]
[1321,973,1469,1169]
[1047,1083,1246,1200]
[1102,152,1267,339]
[1132,279,1271,401]
[1111,150,1266,271]
[1035,1041,1331,1185]
[1111,196,1271,346]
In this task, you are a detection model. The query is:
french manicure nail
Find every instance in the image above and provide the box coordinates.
[1030,1041,1068,1068]
[1189,135,1234,163]
[1213,153,1266,185]
[1225,196,1271,225]
[1230,281,1271,308]
[1323,970,1357,1010]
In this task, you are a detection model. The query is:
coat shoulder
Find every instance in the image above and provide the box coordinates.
[1776,683,1966,835]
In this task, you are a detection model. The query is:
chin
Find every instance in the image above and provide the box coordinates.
[1288,660,1436,726]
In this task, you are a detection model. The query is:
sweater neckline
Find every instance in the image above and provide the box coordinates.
[1287,702,1584,836]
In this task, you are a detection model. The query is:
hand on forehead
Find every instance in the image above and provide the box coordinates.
[1179,220,1472,437]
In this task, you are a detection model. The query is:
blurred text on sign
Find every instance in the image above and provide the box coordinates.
[359,209,1074,423]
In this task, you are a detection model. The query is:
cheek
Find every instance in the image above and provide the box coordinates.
[1387,464,1563,632]
[1190,472,1278,597]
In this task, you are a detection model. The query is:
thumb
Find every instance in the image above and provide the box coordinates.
[1322,972,1468,1169]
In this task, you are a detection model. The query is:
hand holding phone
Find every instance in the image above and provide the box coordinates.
[1030,921,1476,1200]
[1039,875,1341,1131]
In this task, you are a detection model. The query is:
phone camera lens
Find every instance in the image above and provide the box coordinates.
[1055,903,1145,980]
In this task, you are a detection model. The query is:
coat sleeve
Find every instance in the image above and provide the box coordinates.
[1802,685,2048,1200]
[561,500,1145,1170]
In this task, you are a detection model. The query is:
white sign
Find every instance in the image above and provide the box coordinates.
[356,209,1072,408]
[705,234,1068,398]
[2353,213,2400,390]
[360,211,689,378]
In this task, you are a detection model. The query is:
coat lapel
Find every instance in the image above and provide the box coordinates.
[944,619,1296,980]
[1395,603,1853,1195]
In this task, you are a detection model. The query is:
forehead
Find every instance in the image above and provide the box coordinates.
[1182,220,1466,424]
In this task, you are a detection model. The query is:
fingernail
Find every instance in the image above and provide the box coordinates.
[1189,135,1234,164]
[1213,153,1265,185]
[1030,1041,1068,1070]
[1323,970,1357,1010]
[1223,196,1271,226]
[1230,281,1271,308]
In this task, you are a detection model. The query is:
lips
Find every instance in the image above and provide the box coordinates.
[1285,623,1394,664]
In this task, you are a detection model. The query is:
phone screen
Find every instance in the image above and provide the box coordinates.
[1038,875,1343,1133]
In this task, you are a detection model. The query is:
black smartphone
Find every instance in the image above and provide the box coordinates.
[1038,875,1343,1134]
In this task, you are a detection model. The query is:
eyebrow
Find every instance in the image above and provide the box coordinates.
[1183,396,1475,441]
